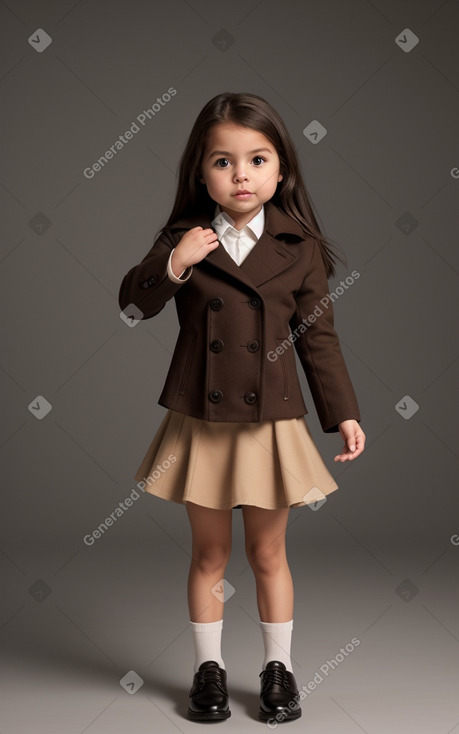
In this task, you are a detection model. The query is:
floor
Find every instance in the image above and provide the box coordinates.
[1,509,458,734]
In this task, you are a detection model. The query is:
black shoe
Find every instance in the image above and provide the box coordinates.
[187,660,231,721]
[258,660,302,722]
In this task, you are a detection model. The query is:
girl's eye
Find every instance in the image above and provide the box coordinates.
[214,156,266,168]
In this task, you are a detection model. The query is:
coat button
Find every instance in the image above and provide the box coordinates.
[210,338,224,352]
[247,340,259,352]
[248,297,261,309]
[209,389,223,403]
[210,297,224,310]
[140,275,157,288]
[244,392,257,405]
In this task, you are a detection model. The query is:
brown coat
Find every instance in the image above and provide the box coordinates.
[118,200,361,432]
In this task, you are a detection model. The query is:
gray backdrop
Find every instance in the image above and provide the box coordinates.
[1,0,458,732]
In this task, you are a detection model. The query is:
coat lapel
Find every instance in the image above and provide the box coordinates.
[169,201,306,290]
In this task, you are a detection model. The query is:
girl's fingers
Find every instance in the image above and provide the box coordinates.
[333,433,365,461]
[356,433,365,449]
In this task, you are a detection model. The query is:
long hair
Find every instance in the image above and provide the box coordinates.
[157,92,347,278]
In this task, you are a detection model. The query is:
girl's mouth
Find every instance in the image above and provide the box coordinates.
[233,192,253,200]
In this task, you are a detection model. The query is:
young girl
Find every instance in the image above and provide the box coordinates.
[118,92,365,723]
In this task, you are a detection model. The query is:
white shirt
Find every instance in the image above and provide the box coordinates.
[166,204,265,282]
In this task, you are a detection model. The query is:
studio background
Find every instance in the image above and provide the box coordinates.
[1,1,458,732]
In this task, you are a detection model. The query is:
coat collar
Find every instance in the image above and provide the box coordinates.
[168,200,307,289]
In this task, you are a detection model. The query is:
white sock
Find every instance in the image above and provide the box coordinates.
[259,619,293,673]
[190,619,225,673]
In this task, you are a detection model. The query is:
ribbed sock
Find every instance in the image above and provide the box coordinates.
[189,619,225,673]
[259,619,293,673]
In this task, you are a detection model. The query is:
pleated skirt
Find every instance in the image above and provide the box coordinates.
[133,409,339,510]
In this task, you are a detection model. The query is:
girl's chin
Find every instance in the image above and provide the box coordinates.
[218,199,260,212]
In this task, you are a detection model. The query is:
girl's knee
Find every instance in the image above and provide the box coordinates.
[192,544,232,574]
[245,543,285,574]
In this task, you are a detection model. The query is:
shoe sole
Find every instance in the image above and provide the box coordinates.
[259,707,302,722]
[187,708,231,721]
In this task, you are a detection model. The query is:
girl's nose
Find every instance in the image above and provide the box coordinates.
[235,171,248,182]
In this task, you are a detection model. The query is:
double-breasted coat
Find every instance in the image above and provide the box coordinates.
[118,200,361,433]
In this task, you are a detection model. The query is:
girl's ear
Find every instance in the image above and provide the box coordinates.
[278,173,283,183]
[198,172,205,184]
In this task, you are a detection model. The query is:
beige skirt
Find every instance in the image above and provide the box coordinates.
[133,409,339,510]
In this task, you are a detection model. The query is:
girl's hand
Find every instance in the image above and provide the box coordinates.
[171,226,219,277]
[334,419,365,462]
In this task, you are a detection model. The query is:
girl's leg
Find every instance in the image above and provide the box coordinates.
[185,501,233,622]
[185,502,233,720]
[242,505,301,722]
[241,505,292,621]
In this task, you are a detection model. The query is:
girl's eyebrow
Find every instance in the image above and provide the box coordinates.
[207,147,273,159]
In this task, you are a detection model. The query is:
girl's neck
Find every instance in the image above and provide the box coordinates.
[218,203,263,230]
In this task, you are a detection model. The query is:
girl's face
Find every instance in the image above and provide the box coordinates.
[198,122,283,229]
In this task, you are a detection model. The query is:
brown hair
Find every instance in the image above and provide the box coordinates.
[159,92,347,278]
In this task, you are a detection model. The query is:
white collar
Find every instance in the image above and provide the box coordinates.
[211,203,265,240]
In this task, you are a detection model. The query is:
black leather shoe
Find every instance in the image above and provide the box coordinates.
[187,660,231,721]
[259,660,302,722]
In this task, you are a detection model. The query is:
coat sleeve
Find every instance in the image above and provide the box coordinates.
[289,239,361,433]
[118,228,191,319]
